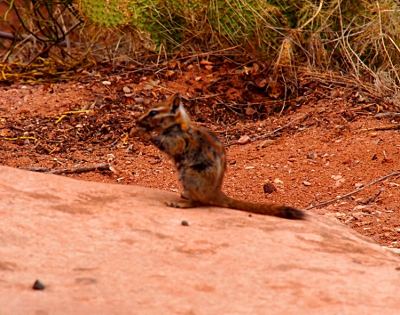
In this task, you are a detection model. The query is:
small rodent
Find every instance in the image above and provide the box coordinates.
[133,93,305,220]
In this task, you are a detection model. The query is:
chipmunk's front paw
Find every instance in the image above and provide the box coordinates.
[130,127,151,140]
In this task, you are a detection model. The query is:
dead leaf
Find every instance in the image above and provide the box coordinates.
[267,79,283,99]
[0,129,11,137]
[234,67,251,75]
[165,70,176,79]
[254,77,267,88]
[258,140,275,148]
[245,107,256,115]
[168,60,179,69]
[250,63,260,74]
[200,60,213,65]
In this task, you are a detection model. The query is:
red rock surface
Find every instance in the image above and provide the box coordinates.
[0,166,399,314]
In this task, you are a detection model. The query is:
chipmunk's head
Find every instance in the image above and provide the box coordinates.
[136,93,190,131]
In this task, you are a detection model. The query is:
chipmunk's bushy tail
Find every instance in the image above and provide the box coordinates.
[212,193,305,220]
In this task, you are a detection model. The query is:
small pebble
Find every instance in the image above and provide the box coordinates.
[33,279,45,290]
[263,181,277,194]
[181,220,189,226]
[258,140,274,148]
[134,97,144,104]
[237,135,251,145]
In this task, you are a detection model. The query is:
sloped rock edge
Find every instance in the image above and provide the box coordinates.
[0,166,399,315]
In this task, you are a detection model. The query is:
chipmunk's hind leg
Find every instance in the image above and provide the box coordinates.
[166,190,202,208]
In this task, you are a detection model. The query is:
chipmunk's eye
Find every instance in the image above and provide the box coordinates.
[148,110,158,117]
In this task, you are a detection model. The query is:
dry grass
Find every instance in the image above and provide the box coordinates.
[1,0,399,103]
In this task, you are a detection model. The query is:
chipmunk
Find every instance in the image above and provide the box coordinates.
[133,93,305,220]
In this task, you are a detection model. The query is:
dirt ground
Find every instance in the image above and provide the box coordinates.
[0,60,399,248]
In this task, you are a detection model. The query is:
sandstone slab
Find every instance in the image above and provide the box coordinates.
[0,166,399,314]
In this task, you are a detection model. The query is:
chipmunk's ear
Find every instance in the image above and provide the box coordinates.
[170,93,181,113]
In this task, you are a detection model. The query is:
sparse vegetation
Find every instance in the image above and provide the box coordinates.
[0,0,399,102]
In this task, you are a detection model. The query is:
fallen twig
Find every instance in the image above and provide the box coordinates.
[358,124,400,132]
[225,112,310,147]
[306,170,400,210]
[0,27,81,47]
[375,112,400,118]
[252,112,311,141]
[342,103,381,113]
[298,0,324,30]
[362,187,383,205]
[55,110,91,124]
[25,163,111,175]
[4,136,37,141]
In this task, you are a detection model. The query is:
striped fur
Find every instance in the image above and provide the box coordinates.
[134,93,305,220]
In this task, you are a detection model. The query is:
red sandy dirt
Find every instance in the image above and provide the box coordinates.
[0,62,399,249]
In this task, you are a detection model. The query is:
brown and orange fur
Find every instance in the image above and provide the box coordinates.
[133,93,305,220]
